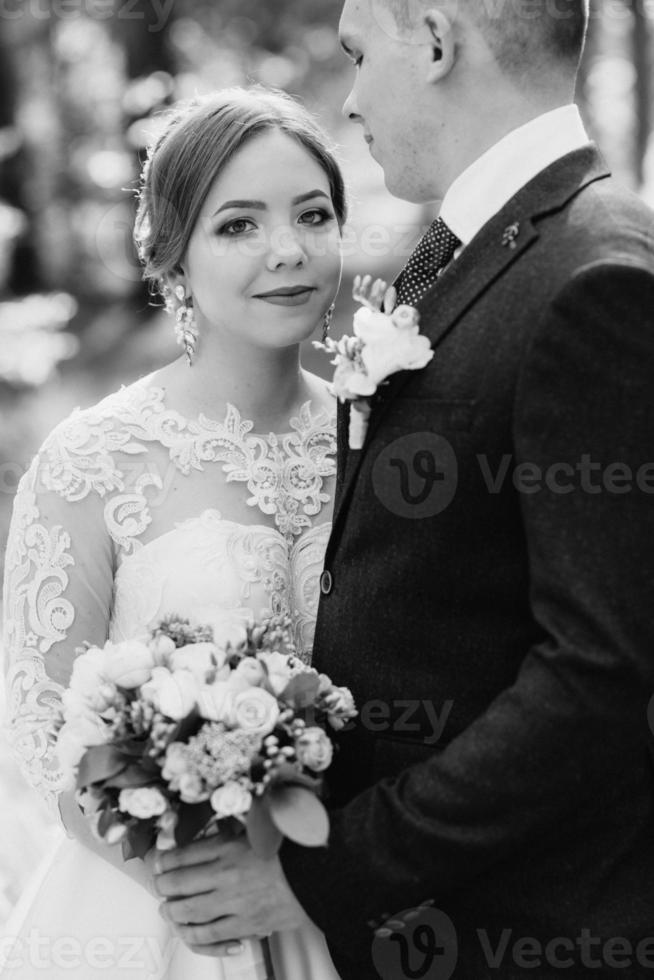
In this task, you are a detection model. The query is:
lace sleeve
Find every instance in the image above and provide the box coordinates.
[2,441,114,816]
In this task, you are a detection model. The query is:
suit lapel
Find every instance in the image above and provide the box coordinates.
[329,146,611,543]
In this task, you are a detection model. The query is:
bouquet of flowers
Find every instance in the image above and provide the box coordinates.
[314,276,434,449]
[56,615,357,861]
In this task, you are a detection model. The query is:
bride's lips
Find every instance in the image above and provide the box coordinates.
[253,286,317,307]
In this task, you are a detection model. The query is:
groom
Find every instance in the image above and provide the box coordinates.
[154,1,654,976]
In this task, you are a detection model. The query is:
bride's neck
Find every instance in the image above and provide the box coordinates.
[157,332,310,430]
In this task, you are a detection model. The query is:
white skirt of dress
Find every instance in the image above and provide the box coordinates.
[0,835,340,980]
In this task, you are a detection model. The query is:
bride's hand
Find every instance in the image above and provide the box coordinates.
[142,847,164,899]
[153,835,310,955]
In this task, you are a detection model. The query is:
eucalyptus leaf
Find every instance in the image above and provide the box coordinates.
[268,786,329,847]
[246,796,283,858]
[175,801,214,847]
[76,745,127,789]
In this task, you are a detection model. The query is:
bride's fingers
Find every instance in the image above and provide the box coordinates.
[155,861,227,898]
[160,891,225,925]
[176,917,252,948]
[154,834,234,874]
[187,941,245,959]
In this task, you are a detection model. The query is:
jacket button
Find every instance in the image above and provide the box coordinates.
[320,570,333,595]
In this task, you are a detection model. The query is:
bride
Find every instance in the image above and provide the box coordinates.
[1,86,345,979]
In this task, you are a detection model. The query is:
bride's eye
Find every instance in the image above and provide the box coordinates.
[217,218,256,236]
[298,208,334,227]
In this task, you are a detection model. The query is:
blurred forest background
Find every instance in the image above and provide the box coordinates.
[1,0,653,929]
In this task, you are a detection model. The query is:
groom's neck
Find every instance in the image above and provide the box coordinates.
[439,83,578,195]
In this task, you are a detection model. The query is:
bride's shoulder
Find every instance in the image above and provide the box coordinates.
[44,376,162,446]
[27,376,163,502]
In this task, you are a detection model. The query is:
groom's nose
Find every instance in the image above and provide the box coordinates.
[342,88,361,122]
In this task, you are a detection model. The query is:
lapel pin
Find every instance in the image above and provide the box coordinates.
[502,222,520,249]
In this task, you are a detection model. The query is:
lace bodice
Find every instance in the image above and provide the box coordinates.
[2,380,336,814]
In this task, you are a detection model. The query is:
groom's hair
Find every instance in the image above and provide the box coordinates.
[387,0,589,74]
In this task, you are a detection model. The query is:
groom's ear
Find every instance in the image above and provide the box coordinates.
[424,10,456,82]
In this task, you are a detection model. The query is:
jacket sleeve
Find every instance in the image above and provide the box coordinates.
[280,261,654,958]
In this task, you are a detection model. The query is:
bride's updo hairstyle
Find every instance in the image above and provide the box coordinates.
[135,85,347,298]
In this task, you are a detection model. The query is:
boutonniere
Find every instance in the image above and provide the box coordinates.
[314,276,434,449]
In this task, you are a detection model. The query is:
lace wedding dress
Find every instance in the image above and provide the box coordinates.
[1,378,340,980]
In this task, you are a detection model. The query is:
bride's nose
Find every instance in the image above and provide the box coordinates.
[265,225,308,270]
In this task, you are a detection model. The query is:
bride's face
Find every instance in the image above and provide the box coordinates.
[182,130,343,350]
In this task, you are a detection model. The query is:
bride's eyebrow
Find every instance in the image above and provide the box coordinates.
[212,190,330,218]
[211,190,329,218]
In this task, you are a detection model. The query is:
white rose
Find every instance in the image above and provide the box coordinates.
[197,681,236,724]
[257,651,298,696]
[161,742,189,784]
[234,657,267,687]
[362,333,433,388]
[62,683,116,722]
[142,667,199,720]
[149,634,177,665]
[56,715,112,780]
[69,647,109,696]
[178,773,210,804]
[332,359,376,401]
[210,781,252,819]
[170,643,225,683]
[295,727,333,772]
[104,639,156,689]
[350,307,433,388]
[353,306,398,346]
[232,688,279,736]
[118,786,168,819]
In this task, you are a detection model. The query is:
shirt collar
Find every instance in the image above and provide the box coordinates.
[440,105,591,248]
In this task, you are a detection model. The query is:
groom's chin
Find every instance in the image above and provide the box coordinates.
[383,172,436,207]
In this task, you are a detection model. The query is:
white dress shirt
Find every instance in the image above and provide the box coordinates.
[440,104,591,250]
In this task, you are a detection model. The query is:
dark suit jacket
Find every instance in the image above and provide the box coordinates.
[280,146,654,978]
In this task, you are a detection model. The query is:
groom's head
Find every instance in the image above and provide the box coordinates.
[339,0,589,201]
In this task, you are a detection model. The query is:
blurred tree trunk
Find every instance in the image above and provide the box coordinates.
[632,2,651,187]
[111,0,176,78]
[0,20,41,293]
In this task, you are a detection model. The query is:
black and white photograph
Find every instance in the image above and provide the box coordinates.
[1,1,654,977]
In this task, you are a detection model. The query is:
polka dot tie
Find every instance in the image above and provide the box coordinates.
[394,217,461,307]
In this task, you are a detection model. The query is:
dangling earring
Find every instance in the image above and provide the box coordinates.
[173,285,199,367]
[322,303,335,342]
